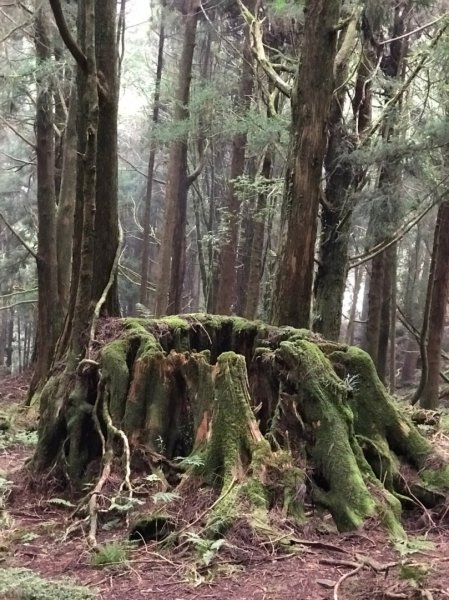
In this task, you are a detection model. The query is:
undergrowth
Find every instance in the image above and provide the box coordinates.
[0,567,94,599]
[91,541,132,568]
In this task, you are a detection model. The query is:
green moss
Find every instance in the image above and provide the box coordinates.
[331,347,431,468]
[275,340,382,531]
[159,315,190,330]
[101,339,131,423]
[421,465,449,490]
[0,568,94,599]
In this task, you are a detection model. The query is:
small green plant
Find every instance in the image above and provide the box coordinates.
[394,536,435,556]
[0,475,12,507]
[152,491,181,504]
[91,541,131,568]
[183,532,226,566]
[0,567,94,599]
[399,561,431,586]
[175,454,205,468]
[0,429,38,451]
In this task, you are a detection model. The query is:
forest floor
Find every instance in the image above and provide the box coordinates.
[1,374,449,599]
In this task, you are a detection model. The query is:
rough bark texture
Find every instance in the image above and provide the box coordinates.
[271,0,340,328]
[215,0,255,315]
[313,15,358,340]
[33,314,449,542]
[420,202,449,409]
[70,0,99,358]
[91,0,120,316]
[31,4,62,395]
[363,3,409,376]
[56,85,77,313]
[155,0,200,316]
[140,5,165,306]
[244,148,272,320]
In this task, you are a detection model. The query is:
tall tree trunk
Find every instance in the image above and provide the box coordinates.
[30,3,61,393]
[155,0,200,316]
[271,0,341,328]
[244,148,273,320]
[56,85,77,313]
[91,0,120,316]
[215,0,255,315]
[6,310,13,371]
[140,3,165,306]
[313,15,359,340]
[346,264,363,345]
[70,0,99,358]
[363,3,410,376]
[420,202,449,409]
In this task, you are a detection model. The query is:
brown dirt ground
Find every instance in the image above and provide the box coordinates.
[1,374,449,600]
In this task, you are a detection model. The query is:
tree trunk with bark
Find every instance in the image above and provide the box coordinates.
[155,0,200,316]
[91,0,120,316]
[215,0,255,315]
[363,3,410,378]
[32,314,449,548]
[140,2,166,307]
[56,85,77,313]
[30,3,62,395]
[419,202,449,409]
[271,0,341,328]
[244,148,273,320]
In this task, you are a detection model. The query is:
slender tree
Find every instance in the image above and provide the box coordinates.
[155,0,200,316]
[140,2,166,307]
[31,2,61,394]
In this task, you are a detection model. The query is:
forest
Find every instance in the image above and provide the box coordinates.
[1,0,449,598]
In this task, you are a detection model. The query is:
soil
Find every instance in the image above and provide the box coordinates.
[1,373,449,600]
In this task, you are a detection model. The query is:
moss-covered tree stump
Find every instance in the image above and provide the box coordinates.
[32,315,449,545]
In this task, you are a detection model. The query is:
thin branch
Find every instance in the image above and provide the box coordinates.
[0,17,33,44]
[48,0,88,72]
[363,20,449,142]
[118,153,166,184]
[0,115,35,149]
[0,212,37,259]
[349,182,449,269]
[0,300,36,311]
[187,139,209,187]
[379,15,446,45]
[0,287,38,299]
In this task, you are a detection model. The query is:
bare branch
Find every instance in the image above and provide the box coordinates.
[0,115,35,149]
[0,211,37,260]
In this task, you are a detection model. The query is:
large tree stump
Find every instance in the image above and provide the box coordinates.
[32,315,449,543]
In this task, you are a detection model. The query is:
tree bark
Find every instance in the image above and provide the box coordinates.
[420,202,449,409]
[30,2,61,393]
[313,15,359,340]
[140,3,165,306]
[215,0,255,315]
[70,0,99,358]
[244,148,273,320]
[91,0,120,316]
[155,0,200,316]
[56,85,77,313]
[271,0,341,328]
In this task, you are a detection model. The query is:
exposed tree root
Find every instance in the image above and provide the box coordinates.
[31,315,449,552]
